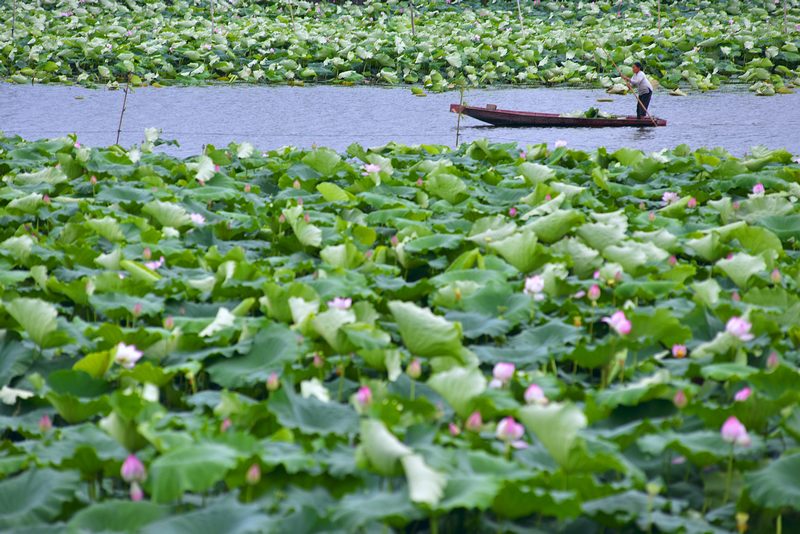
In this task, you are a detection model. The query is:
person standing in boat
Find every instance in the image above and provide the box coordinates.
[621,62,653,119]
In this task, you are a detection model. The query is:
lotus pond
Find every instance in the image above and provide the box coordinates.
[2,0,800,94]
[2,133,800,532]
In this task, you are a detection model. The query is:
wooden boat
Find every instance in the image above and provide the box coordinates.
[450,104,667,128]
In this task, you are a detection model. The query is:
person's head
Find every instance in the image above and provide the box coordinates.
[632,62,643,73]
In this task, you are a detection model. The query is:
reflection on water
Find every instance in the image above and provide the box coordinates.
[0,83,798,156]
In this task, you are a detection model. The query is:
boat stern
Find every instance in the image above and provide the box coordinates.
[449,104,464,113]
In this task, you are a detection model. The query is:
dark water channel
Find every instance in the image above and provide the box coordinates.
[1,82,798,157]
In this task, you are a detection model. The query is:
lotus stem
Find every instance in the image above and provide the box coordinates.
[409,1,416,38]
[516,0,524,27]
[455,85,465,147]
[777,514,782,534]
[12,0,16,40]
[723,444,734,504]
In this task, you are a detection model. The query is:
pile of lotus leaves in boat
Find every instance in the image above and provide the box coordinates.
[2,131,800,532]
[1,0,799,94]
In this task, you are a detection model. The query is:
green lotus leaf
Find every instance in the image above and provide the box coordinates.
[68,501,168,532]
[427,366,486,418]
[143,200,191,228]
[715,252,766,287]
[267,386,359,436]
[518,402,587,467]
[4,298,58,347]
[0,469,80,529]
[150,443,239,503]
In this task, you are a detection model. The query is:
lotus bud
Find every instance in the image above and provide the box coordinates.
[164,316,174,330]
[448,423,461,436]
[42,194,51,205]
[496,416,525,442]
[734,387,752,402]
[244,183,251,193]
[767,352,780,370]
[638,202,646,210]
[509,207,517,217]
[90,175,98,185]
[278,214,286,224]
[390,235,399,246]
[292,179,301,189]
[588,284,601,301]
[732,291,741,302]
[132,303,143,317]
[214,164,221,173]
[673,390,688,409]
[297,197,304,206]
[732,201,740,210]
[304,213,310,223]
[752,183,765,196]
[668,255,677,266]
[121,454,147,483]
[406,358,422,380]
[648,212,655,222]
[143,247,152,260]
[687,197,697,208]
[130,481,144,501]
[524,384,548,405]
[266,372,280,392]
[721,416,751,446]
[545,193,552,201]
[735,512,749,534]
[39,414,52,433]
[313,353,324,368]
[220,418,232,433]
[416,178,423,187]
[465,411,483,432]
[770,268,781,284]
[356,386,372,407]
[245,463,261,485]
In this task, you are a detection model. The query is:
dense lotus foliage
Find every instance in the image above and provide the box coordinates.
[2,132,800,531]
[2,0,800,93]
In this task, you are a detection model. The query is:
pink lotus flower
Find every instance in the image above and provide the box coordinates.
[672,344,687,359]
[523,275,545,300]
[588,284,601,301]
[554,140,567,148]
[465,411,483,432]
[770,269,781,284]
[668,255,677,266]
[687,197,697,208]
[734,387,752,402]
[752,183,765,196]
[603,311,632,336]
[390,235,399,246]
[449,423,461,436]
[114,342,143,369]
[132,303,143,317]
[144,256,165,270]
[496,417,525,442]
[545,194,552,201]
[266,372,280,391]
[121,454,146,483]
[524,384,548,405]
[39,414,52,433]
[328,297,352,310]
[130,482,144,501]
[90,176,97,185]
[164,316,174,330]
[509,207,517,217]
[246,463,261,485]
[732,201,741,210]
[519,151,527,159]
[214,164,221,173]
[493,362,515,384]
[74,142,81,148]
[662,192,679,205]
[407,359,422,379]
[362,163,381,175]
[721,416,751,446]
[356,386,372,407]
[726,317,753,341]
[673,390,688,409]
[220,418,232,432]
[190,213,205,225]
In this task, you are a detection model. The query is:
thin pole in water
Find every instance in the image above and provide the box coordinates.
[455,86,465,148]
[115,75,131,146]
[12,0,16,40]
[784,0,788,34]
[516,0,524,27]
[210,0,215,37]
[657,0,661,33]
[410,1,416,38]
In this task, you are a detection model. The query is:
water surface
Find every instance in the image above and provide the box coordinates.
[1,83,798,156]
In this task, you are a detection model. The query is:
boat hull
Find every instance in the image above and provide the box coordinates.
[450,104,667,128]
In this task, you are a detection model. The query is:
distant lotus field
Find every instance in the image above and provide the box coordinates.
[0,132,800,531]
[1,0,799,93]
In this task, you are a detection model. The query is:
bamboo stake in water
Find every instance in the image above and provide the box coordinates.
[516,0,524,27]
[455,85,465,148]
[410,1,416,38]
[210,0,215,37]
[12,0,16,40]
[115,75,131,145]
[657,0,661,33]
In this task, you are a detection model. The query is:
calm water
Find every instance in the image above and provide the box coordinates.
[1,82,798,156]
